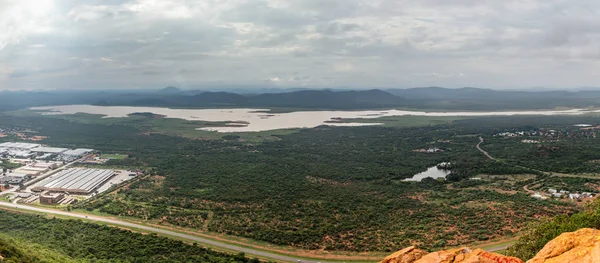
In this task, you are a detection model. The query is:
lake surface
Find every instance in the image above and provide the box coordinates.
[30,105,596,133]
[403,166,451,182]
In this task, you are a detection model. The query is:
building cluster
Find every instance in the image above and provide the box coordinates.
[0,162,58,185]
[0,142,92,161]
[496,126,598,142]
[496,131,537,137]
[413,147,444,153]
[532,188,595,201]
[0,142,94,186]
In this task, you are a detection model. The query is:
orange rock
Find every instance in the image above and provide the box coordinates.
[380,246,428,263]
[527,228,600,263]
[414,248,523,263]
[381,247,523,263]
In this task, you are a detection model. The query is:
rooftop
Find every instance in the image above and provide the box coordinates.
[62,148,94,156]
[0,142,41,150]
[31,147,69,153]
[33,168,114,194]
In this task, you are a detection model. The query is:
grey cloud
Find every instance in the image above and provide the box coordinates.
[9,70,31,78]
[317,22,361,35]
[2,0,600,90]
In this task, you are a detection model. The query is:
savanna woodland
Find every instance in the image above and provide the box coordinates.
[2,113,600,254]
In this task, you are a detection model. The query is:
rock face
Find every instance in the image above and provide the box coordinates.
[380,247,523,263]
[380,246,428,263]
[527,228,600,263]
[381,228,600,263]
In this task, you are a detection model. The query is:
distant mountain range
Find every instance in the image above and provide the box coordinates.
[3,87,600,111]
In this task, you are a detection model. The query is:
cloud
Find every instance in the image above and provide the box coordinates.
[1,0,600,90]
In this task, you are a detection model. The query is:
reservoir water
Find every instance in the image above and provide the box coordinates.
[30,105,596,133]
[403,166,451,182]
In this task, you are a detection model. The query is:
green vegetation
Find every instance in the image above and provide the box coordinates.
[3,113,600,253]
[0,234,78,263]
[505,200,600,260]
[99,153,128,160]
[0,160,21,170]
[0,210,258,263]
[334,115,469,128]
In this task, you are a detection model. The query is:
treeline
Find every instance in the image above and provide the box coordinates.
[0,210,258,263]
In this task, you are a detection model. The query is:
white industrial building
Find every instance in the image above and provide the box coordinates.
[32,168,115,194]
[0,142,41,150]
[31,147,69,154]
[62,149,94,157]
[10,150,35,158]
[13,166,49,176]
[0,173,30,185]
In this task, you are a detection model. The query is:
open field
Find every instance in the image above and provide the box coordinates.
[333,115,469,128]
[100,153,128,159]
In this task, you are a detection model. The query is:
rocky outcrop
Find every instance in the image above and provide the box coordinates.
[527,228,600,263]
[380,247,523,263]
[380,246,428,263]
[381,228,600,263]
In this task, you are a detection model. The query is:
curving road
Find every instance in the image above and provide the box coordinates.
[0,202,341,263]
[476,137,495,160]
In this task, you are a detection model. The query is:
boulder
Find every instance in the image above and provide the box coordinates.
[380,246,428,263]
[527,228,600,263]
[380,247,524,263]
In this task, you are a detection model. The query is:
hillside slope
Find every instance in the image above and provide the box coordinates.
[0,210,257,263]
[0,236,36,263]
[380,199,600,263]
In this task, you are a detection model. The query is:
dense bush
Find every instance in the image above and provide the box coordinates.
[505,200,600,260]
[0,210,258,263]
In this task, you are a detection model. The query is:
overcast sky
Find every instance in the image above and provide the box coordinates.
[1,0,600,90]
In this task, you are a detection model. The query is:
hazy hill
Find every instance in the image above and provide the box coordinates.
[158,86,182,94]
[4,87,600,111]
[386,87,574,101]
[245,89,404,108]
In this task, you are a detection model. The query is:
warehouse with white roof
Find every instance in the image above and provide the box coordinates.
[32,168,115,194]
[0,142,41,150]
[31,147,69,154]
[62,149,94,157]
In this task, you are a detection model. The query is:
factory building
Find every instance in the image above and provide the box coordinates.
[30,162,58,169]
[32,168,115,194]
[39,192,65,204]
[0,142,41,150]
[11,150,34,158]
[62,149,94,157]
[32,147,68,154]
[0,173,30,185]
[13,166,49,176]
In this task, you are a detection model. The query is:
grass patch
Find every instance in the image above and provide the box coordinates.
[100,153,128,160]
[333,115,470,127]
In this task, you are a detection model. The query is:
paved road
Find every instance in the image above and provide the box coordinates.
[476,137,495,160]
[0,202,341,263]
[480,244,512,253]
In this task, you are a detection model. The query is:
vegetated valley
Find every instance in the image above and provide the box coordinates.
[2,113,600,254]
